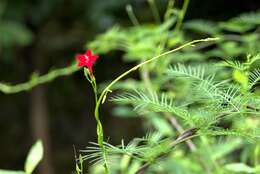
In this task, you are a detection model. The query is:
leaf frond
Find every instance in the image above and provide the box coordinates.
[111,91,192,124]
[167,64,242,111]
[248,68,260,89]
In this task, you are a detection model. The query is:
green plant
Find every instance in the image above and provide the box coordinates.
[80,1,260,173]
[1,1,260,174]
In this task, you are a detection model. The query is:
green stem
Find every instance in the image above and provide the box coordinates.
[0,63,78,94]
[96,38,218,109]
[140,66,153,94]
[126,4,140,26]
[174,0,190,32]
[95,39,219,116]
[93,84,109,173]
[92,77,98,103]
[255,144,260,167]
[93,38,218,173]
[148,0,161,23]
[164,0,175,21]
[83,68,109,173]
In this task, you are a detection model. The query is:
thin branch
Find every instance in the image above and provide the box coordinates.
[135,128,198,174]
[0,63,78,94]
[166,113,196,151]
[126,4,140,26]
[174,0,190,32]
[96,38,219,110]
[148,0,161,23]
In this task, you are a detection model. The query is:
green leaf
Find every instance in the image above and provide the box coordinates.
[225,163,255,173]
[0,170,25,174]
[239,11,260,25]
[184,20,219,35]
[219,20,254,33]
[248,69,260,89]
[24,140,44,174]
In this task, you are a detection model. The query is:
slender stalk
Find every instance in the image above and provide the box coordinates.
[126,4,140,26]
[93,83,109,173]
[91,78,98,104]
[254,144,260,167]
[95,38,219,117]
[164,0,175,21]
[166,113,196,151]
[148,0,161,23]
[97,38,218,109]
[0,64,78,94]
[135,129,199,174]
[166,113,213,174]
[83,68,109,173]
[174,0,190,32]
[140,66,154,94]
[93,38,218,173]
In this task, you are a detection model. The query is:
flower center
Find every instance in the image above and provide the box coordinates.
[84,55,89,63]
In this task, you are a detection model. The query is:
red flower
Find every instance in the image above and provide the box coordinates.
[76,50,99,73]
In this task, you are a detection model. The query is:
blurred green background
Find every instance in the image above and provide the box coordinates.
[0,0,259,174]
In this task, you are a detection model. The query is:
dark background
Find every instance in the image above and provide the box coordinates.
[0,0,259,173]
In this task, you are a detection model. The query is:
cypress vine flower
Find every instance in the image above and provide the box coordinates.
[76,50,99,73]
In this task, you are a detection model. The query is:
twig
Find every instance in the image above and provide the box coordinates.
[148,0,161,23]
[135,128,198,174]
[174,0,190,32]
[167,114,196,151]
[126,4,140,26]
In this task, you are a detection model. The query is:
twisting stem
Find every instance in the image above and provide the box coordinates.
[93,37,218,173]
[84,68,109,173]
[97,38,218,108]
[93,87,109,173]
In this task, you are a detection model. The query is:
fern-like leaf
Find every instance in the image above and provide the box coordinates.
[111,91,192,124]
[248,68,260,89]
[166,64,242,111]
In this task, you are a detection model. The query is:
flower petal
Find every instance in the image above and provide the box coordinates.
[76,49,99,71]
[85,50,92,56]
